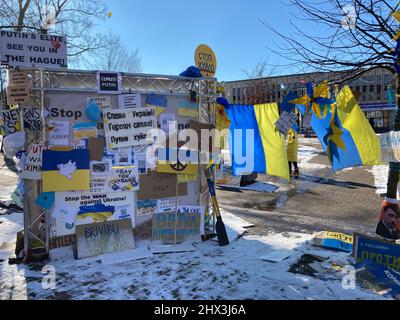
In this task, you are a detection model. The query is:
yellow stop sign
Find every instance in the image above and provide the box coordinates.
[195,44,217,77]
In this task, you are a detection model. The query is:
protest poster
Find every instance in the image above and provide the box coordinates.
[0,31,67,68]
[353,234,400,271]
[381,131,400,163]
[0,108,20,135]
[138,171,188,200]
[42,149,90,192]
[7,69,30,105]
[97,72,122,95]
[137,200,157,217]
[7,84,30,105]
[47,93,105,137]
[118,93,142,108]
[103,107,157,149]
[23,107,44,131]
[312,231,353,253]
[55,191,135,209]
[76,219,135,259]
[275,111,298,135]
[160,113,177,135]
[195,44,217,77]
[49,235,76,250]
[152,212,201,244]
[48,120,69,146]
[157,198,176,213]
[22,144,44,180]
[86,96,112,109]
[108,166,139,192]
[8,69,29,87]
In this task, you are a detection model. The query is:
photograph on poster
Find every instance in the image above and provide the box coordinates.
[90,160,112,176]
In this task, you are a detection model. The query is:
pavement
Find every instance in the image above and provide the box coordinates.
[217,137,382,238]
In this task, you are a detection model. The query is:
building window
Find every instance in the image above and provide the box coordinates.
[232,88,236,102]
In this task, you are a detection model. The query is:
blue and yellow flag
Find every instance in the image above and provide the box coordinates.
[311,86,380,171]
[178,100,198,118]
[42,149,90,192]
[225,103,289,180]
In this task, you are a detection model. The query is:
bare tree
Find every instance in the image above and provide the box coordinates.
[84,33,143,73]
[241,59,278,104]
[264,0,400,198]
[0,0,109,64]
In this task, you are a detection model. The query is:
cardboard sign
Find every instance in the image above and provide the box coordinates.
[97,72,122,95]
[381,131,400,163]
[137,171,188,200]
[0,31,67,68]
[49,235,76,250]
[42,149,90,192]
[22,144,44,180]
[275,111,298,135]
[313,231,353,253]
[76,219,135,259]
[118,94,142,108]
[7,85,30,105]
[88,137,105,161]
[0,109,20,135]
[8,69,29,87]
[353,234,400,271]
[103,107,157,149]
[152,212,201,244]
[7,69,30,105]
[194,44,217,77]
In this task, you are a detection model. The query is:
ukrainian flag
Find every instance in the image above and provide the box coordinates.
[311,86,380,171]
[146,94,167,116]
[225,103,289,180]
[42,149,90,192]
[178,100,198,118]
[157,148,198,175]
[76,205,115,224]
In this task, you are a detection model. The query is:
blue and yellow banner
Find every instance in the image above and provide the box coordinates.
[311,86,380,171]
[225,103,289,180]
[42,149,90,192]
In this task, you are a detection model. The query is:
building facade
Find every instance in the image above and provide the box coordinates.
[222,68,397,133]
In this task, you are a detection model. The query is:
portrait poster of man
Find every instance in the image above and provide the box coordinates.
[376,201,400,241]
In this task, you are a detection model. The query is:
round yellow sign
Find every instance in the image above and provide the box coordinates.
[194,44,217,77]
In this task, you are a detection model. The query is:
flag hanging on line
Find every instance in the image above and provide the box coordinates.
[225,103,289,180]
[310,86,380,171]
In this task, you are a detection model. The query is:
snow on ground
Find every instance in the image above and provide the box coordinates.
[0,210,384,300]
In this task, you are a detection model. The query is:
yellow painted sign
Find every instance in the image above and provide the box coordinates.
[195,44,217,77]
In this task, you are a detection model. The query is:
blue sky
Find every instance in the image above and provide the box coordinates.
[97,0,301,81]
